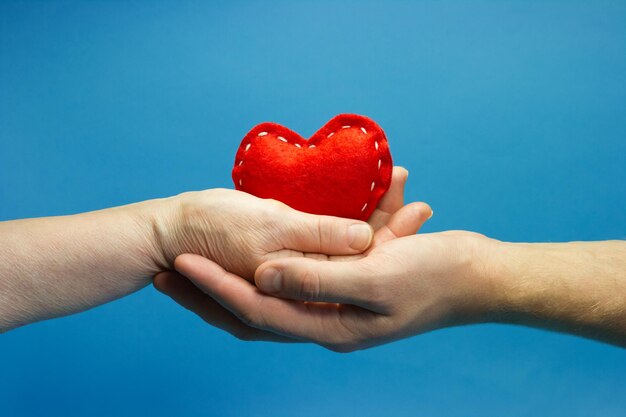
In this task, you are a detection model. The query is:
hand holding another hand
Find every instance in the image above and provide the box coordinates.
[154,167,446,347]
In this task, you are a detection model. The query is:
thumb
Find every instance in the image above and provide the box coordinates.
[255,257,376,309]
[280,210,374,255]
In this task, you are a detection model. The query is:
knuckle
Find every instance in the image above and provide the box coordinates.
[297,269,321,301]
[258,199,288,229]
[256,204,277,221]
[266,198,289,210]
[314,217,335,252]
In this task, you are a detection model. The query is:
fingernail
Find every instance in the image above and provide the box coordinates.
[348,223,373,250]
[428,209,434,219]
[259,268,282,293]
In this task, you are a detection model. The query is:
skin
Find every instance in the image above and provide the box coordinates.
[0,177,396,333]
[157,219,626,352]
[4,165,623,350]
[153,167,430,342]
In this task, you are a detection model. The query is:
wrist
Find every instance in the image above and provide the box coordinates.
[449,233,511,325]
[140,188,225,271]
[475,240,542,325]
[128,195,181,272]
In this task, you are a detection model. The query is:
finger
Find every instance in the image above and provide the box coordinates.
[370,202,432,250]
[327,202,433,261]
[254,257,383,311]
[367,167,409,230]
[280,211,374,255]
[153,271,296,343]
[174,254,361,347]
[376,166,409,214]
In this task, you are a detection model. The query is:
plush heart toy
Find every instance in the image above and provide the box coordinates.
[232,114,393,220]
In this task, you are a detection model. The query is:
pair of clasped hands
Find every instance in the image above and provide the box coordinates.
[154,167,484,352]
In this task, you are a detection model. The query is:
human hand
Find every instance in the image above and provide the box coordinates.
[167,230,496,351]
[151,187,376,280]
[153,167,432,342]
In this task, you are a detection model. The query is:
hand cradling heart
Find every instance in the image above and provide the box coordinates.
[232,114,393,220]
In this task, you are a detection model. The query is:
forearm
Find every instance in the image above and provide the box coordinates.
[0,199,171,332]
[486,240,626,346]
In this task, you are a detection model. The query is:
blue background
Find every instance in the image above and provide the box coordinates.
[1,1,625,416]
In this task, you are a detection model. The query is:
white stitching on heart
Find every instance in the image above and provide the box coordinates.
[238,124,387,217]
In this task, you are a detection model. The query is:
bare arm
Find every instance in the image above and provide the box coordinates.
[160,231,626,350]
[488,240,626,346]
[0,202,163,331]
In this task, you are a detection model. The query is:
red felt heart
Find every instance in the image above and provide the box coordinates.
[232,114,393,220]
